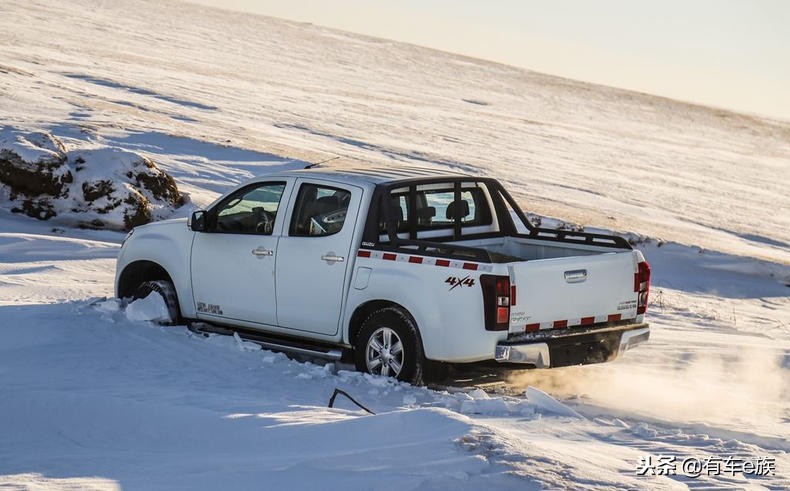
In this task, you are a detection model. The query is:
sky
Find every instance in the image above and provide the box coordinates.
[187,0,790,121]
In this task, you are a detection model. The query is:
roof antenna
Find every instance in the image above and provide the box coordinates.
[304,155,340,169]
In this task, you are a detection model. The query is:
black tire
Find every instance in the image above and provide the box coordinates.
[132,279,180,325]
[354,307,424,385]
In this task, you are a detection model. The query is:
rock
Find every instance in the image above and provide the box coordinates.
[0,127,185,231]
[0,131,71,199]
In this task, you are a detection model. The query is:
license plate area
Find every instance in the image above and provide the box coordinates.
[548,332,620,367]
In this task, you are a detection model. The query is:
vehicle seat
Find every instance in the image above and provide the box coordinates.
[416,206,435,226]
[446,199,470,220]
[303,195,340,235]
[311,195,340,216]
[292,186,318,235]
[388,196,404,232]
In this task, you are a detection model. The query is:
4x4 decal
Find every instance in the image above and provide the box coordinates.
[445,275,475,290]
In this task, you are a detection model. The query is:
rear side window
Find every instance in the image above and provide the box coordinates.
[421,189,481,227]
[290,183,351,237]
[380,185,492,235]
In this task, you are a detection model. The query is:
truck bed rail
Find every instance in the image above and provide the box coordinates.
[525,228,632,249]
[377,238,493,263]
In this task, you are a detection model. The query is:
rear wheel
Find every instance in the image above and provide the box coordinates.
[132,279,180,325]
[354,307,424,385]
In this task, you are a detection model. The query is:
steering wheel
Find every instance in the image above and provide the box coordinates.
[322,209,346,224]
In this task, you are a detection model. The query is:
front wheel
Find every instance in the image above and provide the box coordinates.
[131,279,180,325]
[354,307,424,385]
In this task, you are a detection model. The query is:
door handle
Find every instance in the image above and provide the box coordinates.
[252,247,274,257]
[321,254,345,263]
[564,269,587,283]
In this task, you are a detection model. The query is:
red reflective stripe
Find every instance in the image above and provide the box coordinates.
[553,320,568,329]
[510,285,517,306]
[608,313,622,322]
[359,251,485,271]
[525,323,540,332]
[580,316,595,325]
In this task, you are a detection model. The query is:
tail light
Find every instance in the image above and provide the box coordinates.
[481,275,511,331]
[634,261,651,315]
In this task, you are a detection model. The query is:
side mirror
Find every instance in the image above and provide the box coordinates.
[189,210,207,232]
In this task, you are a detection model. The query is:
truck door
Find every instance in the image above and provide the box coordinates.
[275,179,362,336]
[191,179,293,326]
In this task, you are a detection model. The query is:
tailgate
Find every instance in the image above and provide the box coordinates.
[507,251,639,333]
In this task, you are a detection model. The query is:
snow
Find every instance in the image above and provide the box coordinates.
[0,128,65,165]
[523,387,585,419]
[124,294,170,323]
[0,0,788,489]
[0,297,531,490]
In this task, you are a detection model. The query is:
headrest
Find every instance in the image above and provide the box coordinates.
[416,206,436,220]
[446,200,470,220]
[308,195,339,216]
[316,195,339,207]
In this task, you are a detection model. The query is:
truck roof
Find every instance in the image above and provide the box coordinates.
[273,161,472,187]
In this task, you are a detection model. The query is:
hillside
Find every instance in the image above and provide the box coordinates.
[0,0,788,489]
[1,0,788,264]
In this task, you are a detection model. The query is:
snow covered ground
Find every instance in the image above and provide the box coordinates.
[1,0,788,489]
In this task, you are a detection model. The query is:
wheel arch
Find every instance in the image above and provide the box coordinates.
[348,300,423,348]
[116,260,175,299]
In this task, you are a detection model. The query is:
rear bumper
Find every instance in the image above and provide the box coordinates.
[494,323,650,368]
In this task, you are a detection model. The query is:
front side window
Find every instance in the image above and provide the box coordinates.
[214,182,286,234]
[289,183,351,237]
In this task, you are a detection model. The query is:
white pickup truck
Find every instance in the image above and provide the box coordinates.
[116,165,650,384]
